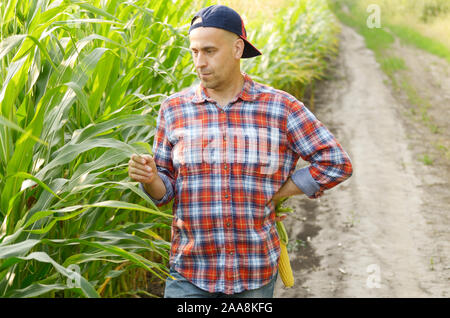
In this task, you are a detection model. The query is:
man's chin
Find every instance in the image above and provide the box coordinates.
[200,79,217,89]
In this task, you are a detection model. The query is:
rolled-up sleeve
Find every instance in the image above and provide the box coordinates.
[140,101,176,207]
[139,169,174,206]
[286,99,353,198]
[291,166,322,198]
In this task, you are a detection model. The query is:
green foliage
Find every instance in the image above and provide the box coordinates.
[387,24,450,63]
[244,0,340,100]
[420,0,449,23]
[329,0,450,62]
[420,154,433,166]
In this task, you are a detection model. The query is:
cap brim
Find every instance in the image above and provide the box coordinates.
[240,37,262,58]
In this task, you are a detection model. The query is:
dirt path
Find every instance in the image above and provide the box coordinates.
[274,23,449,298]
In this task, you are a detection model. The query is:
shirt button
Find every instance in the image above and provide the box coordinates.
[224,194,229,199]
[224,164,228,170]
[226,222,231,227]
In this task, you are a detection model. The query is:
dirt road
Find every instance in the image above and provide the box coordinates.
[274,23,449,298]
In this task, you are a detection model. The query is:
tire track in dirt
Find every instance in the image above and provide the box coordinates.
[274,23,449,298]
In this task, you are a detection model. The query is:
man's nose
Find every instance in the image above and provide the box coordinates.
[195,52,207,69]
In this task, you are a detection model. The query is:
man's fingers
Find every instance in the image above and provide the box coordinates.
[132,154,157,169]
[129,166,155,181]
[131,153,151,164]
[129,154,157,182]
[129,164,153,177]
[130,172,154,183]
[129,155,153,170]
[275,214,287,222]
[131,154,144,165]
[140,154,156,165]
[129,166,152,176]
[141,154,153,161]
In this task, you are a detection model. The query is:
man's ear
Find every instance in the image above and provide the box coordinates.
[234,38,245,59]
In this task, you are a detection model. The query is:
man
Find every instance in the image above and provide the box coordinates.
[128,5,352,298]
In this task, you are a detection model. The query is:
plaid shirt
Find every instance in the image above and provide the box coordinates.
[140,73,352,294]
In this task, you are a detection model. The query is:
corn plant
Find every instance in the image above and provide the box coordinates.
[243,0,340,107]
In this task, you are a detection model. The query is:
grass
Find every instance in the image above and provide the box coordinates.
[329,0,446,135]
[380,56,407,87]
[344,210,359,228]
[287,239,308,253]
[399,79,440,134]
[433,143,450,160]
[357,0,450,55]
[420,154,433,166]
[387,24,450,63]
[329,0,450,66]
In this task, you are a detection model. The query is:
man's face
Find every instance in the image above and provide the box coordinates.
[189,26,242,90]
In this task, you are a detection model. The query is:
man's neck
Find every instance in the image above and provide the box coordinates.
[206,72,244,108]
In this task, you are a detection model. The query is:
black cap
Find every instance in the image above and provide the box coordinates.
[189,5,262,59]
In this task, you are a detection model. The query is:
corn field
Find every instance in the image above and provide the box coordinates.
[0,0,339,298]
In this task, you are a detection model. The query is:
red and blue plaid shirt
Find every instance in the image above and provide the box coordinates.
[140,73,352,294]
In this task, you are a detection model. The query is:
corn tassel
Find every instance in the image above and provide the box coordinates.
[275,198,294,288]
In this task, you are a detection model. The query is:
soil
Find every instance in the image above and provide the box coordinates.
[274,23,450,298]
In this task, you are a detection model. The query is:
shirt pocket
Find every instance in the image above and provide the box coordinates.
[179,162,212,176]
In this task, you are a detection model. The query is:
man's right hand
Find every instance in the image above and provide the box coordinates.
[128,153,159,184]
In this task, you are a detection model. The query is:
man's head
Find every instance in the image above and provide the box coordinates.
[188,5,261,90]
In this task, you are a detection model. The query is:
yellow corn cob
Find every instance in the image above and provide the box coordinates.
[275,197,294,288]
[278,240,294,288]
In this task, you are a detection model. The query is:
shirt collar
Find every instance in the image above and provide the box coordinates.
[192,73,256,104]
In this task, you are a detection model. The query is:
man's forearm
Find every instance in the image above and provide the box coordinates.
[271,177,304,203]
[143,175,167,201]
